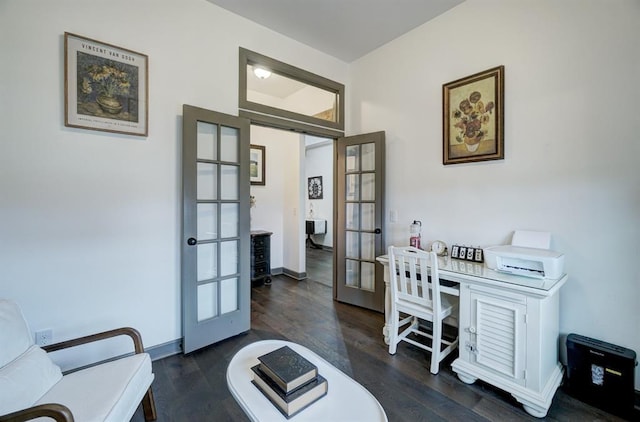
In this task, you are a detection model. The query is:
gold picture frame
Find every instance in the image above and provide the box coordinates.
[64,32,148,136]
[443,66,504,165]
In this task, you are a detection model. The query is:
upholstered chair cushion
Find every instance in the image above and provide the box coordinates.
[0,299,63,415]
[0,298,34,367]
[35,353,154,422]
[0,345,63,415]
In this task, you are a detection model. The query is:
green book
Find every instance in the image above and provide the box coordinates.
[251,364,327,419]
[257,346,318,393]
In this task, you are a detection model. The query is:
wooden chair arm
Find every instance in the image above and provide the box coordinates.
[0,403,74,422]
[42,327,145,355]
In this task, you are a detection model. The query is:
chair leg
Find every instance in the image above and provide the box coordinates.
[388,310,399,355]
[430,320,443,375]
[142,387,157,421]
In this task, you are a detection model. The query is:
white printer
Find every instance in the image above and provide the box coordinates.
[484,245,565,279]
[484,230,565,280]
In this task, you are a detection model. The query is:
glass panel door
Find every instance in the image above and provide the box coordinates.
[182,105,250,353]
[335,132,385,312]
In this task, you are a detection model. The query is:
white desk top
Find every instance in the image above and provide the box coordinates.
[227,340,388,422]
[376,254,567,297]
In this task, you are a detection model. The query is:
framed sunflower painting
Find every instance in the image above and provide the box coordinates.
[443,66,504,165]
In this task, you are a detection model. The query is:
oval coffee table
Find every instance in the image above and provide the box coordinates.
[227,340,388,421]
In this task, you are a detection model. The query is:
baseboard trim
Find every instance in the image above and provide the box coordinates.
[147,338,182,361]
[283,268,307,280]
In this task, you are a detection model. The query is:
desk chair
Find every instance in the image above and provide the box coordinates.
[387,246,459,374]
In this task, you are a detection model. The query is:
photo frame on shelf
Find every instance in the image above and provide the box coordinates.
[307,176,323,199]
[250,144,265,185]
[443,65,504,165]
[64,32,148,136]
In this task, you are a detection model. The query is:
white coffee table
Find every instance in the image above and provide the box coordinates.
[227,340,388,421]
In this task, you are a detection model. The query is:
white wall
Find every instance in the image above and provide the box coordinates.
[349,0,640,387]
[305,139,334,248]
[283,137,306,276]
[0,0,347,366]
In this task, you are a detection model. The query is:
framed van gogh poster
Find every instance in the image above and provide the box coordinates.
[64,32,148,136]
[443,66,504,165]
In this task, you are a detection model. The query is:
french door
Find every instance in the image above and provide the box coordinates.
[335,131,385,312]
[181,105,251,353]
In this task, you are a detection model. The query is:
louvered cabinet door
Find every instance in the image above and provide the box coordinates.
[468,286,527,386]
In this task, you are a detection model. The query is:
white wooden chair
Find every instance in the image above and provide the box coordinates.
[387,246,459,374]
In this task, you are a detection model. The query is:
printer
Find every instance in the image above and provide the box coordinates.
[484,245,565,279]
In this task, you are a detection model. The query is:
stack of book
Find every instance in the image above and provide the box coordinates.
[251,345,328,418]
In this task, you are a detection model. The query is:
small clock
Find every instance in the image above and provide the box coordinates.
[431,240,447,256]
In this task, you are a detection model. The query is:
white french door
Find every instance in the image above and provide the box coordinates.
[181,105,251,353]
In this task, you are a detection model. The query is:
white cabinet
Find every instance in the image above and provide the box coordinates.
[464,286,527,385]
[453,279,566,418]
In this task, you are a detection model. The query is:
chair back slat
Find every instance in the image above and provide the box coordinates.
[388,246,442,312]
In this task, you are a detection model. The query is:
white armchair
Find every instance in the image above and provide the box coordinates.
[0,299,157,422]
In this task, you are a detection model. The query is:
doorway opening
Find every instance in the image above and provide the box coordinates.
[249,125,334,291]
[304,136,334,288]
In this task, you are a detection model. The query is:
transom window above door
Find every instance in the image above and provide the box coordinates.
[239,48,345,138]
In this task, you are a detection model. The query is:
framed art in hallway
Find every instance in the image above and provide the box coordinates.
[443,65,504,165]
[308,176,323,199]
[64,32,148,136]
[250,144,265,185]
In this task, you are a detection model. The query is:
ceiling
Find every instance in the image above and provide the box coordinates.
[207,0,465,62]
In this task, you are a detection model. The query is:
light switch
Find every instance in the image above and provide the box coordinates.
[390,210,398,223]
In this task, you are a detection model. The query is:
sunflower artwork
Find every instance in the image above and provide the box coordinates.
[443,66,504,165]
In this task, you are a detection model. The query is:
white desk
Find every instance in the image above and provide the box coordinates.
[376,254,568,418]
[227,340,388,422]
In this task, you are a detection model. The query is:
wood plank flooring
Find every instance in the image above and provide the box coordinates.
[304,246,332,287]
[132,256,632,421]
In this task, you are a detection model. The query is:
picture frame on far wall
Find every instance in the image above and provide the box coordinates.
[443,65,504,165]
[308,176,323,199]
[64,32,148,136]
[250,144,265,185]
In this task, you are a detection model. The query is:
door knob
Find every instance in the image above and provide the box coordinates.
[187,237,197,246]
[374,228,382,234]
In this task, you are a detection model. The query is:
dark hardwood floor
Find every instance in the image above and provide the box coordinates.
[305,246,333,287]
[132,254,632,421]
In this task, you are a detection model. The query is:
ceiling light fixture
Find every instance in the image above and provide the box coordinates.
[253,67,271,79]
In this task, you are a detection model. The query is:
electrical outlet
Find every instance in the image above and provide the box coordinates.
[35,329,53,346]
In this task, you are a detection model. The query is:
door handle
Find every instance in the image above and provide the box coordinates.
[374,228,382,234]
[187,237,197,246]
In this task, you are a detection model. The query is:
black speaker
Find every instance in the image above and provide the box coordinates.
[565,333,637,419]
